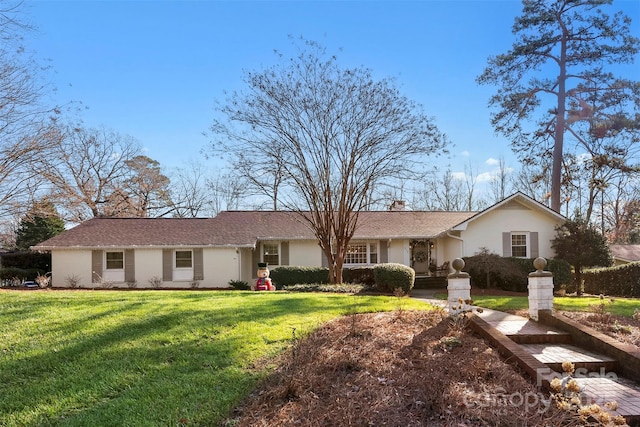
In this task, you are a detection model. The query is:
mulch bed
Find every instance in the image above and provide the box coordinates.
[223,309,572,426]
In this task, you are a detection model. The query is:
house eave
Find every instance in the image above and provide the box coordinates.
[32,243,256,251]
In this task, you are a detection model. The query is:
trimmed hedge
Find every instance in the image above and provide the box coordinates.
[583,263,640,297]
[282,283,365,293]
[269,266,330,286]
[373,263,415,294]
[270,266,377,287]
[270,264,413,293]
[462,255,571,292]
[1,251,51,271]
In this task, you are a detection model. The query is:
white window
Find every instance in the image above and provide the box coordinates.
[262,242,279,266]
[511,233,529,258]
[175,250,193,268]
[105,251,124,270]
[345,241,378,265]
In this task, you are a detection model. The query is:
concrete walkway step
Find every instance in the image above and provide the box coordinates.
[474,308,571,342]
[521,343,619,373]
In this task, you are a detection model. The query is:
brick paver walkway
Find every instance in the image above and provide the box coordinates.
[410,291,640,425]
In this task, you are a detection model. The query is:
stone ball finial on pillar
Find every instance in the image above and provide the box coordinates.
[530,257,553,277]
[448,258,469,279]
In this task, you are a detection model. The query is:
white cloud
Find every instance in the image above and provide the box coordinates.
[485,157,499,166]
[477,171,494,183]
[451,171,467,180]
[460,150,470,157]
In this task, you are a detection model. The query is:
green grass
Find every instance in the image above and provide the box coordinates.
[0,290,432,427]
[468,294,639,317]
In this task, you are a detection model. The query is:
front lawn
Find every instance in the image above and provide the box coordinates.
[0,290,431,426]
[470,294,639,317]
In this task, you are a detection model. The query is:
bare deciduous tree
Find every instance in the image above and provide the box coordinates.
[419,168,465,211]
[114,155,172,217]
[42,126,142,222]
[0,1,59,216]
[211,39,448,283]
[488,156,513,204]
[169,161,213,218]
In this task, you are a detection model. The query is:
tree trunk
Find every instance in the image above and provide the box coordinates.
[551,29,568,214]
[575,265,583,297]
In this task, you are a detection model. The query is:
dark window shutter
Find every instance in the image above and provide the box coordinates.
[502,232,511,257]
[530,232,539,258]
[379,240,388,263]
[252,246,260,272]
[124,250,135,282]
[280,242,289,266]
[162,249,172,282]
[193,248,204,280]
[92,250,102,283]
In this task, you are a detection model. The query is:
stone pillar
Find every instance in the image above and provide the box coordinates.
[447,258,470,315]
[528,257,554,321]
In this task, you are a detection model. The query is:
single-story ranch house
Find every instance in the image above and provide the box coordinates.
[33,192,566,288]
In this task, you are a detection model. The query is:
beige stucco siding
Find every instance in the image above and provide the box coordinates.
[202,247,239,288]
[240,248,254,283]
[437,236,462,267]
[132,249,161,286]
[388,239,409,265]
[51,250,92,287]
[289,240,321,266]
[460,204,561,258]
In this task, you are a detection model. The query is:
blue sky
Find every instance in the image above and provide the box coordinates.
[27,0,640,188]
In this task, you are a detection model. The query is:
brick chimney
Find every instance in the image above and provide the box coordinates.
[389,200,405,211]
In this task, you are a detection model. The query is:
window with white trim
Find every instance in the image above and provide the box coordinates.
[105,251,124,270]
[511,233,529,258]
[262,242,279,266]
[175,250,193,268]
[345,241,378,265]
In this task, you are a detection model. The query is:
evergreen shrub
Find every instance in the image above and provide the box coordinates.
[462,254,571,293]
[373,263,415,293]
[583,263,640,297]
[0,251,51,272]
[269,266,330,286]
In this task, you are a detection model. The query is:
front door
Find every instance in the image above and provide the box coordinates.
[411,240,431,275]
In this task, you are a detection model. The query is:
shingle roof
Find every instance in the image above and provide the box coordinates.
[610,245,640,263]
[33,218,240,249]
[33,210,478,250]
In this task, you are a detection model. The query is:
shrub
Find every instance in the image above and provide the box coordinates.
[228,280,250,290]
[0,251,51,271]
[463,252,572,293]
[282,283,365,293]
[583,262,640,297]
[65,274,81,288]
[463,253,527,291]
[270,266,330,286]
[373,263,415,293]
[345,266,375,286]
[0,267,28,286]
[546,258,572,290]
[25,268,46,280]
[148,276,162,289]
